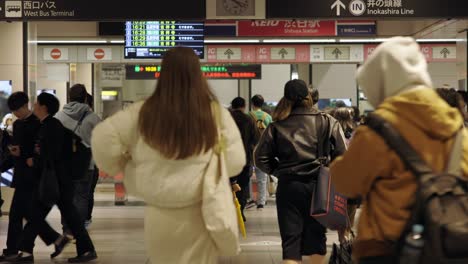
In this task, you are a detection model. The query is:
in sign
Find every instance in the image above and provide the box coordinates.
[94,49,105,60]
[349,0,366,16]
[50,48,62,60]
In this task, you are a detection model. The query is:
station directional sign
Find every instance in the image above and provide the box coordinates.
[268,0,466,18]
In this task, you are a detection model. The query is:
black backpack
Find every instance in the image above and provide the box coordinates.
[366,114,468,264]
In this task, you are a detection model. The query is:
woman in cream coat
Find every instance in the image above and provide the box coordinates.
[91,47,246,264]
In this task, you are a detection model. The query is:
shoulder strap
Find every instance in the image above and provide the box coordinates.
[317,113,331,164]
[249,112,257,121]
[73,111,90,133]
[260,112,267,122]
[366,114,435,181]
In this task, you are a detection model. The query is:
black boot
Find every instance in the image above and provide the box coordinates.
[51,236,70,259]
[10,253,34,263]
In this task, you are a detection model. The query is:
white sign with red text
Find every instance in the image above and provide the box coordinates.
[43,48,69,61]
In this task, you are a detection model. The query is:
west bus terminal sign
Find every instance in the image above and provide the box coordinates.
[0,0,205,20]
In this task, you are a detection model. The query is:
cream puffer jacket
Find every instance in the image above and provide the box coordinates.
[91,101,246,208]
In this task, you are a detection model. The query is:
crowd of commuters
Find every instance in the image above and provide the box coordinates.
[1,37,468,264]
[0,85,100,263]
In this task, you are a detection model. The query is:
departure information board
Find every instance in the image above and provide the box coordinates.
[125,65,262,80]
[124,21,204,59]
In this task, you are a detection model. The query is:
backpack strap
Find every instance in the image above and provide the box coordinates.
[260,112,267,123]
[317,113,331,165]
[365,113,434,182]
[445,129,464,175]
[73,111,90,134]
[249,112,257,121]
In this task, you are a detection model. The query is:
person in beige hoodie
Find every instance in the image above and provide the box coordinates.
[330,37,468,264]
[91,47,246,264]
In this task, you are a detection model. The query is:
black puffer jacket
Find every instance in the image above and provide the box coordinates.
[254,107,347,181]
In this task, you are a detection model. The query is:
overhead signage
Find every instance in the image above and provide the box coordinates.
[43,47,69,61]
[124,21,204,59]
[125,65,262,80]
[0,0,205,20]
[207,46,256,63]
[237,20,336,37]
[267,0,465,18]
[207,45,310,63]
[364,43,457,62]
[310,45,363,62]
[256,45,310,63]
[337,21,376,36]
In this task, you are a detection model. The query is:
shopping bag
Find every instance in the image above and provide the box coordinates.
[310,113,348,230]
[310,166,348,230]
[233,191,246,238]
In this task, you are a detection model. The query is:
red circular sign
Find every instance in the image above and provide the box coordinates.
[94,48,105,60]
[50,48,62,60]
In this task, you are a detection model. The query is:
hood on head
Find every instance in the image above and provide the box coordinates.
[62,101,91,120]
[357,37,433,108]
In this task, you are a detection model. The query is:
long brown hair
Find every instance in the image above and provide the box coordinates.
[273,95,314,121]
[138,47,218,160]
[333,107,355,132]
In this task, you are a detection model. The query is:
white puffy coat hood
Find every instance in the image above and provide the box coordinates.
[357,37,433,108]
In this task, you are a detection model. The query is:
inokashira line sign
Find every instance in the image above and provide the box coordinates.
[267,0,466,18]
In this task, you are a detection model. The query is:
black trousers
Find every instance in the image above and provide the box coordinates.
[19,186,95,255]
[359,256,397,264]
[63,170,94,232]
[276,179,327,260]
[234,165,252,213]
[87,168,99,221]
[4,187,36,254]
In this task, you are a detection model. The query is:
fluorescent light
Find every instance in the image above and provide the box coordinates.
[204,39,260,43]
[416,38,462,42]
[263,39,336,43]
[339,38,389,43]
[109,40,125,44]
[30,40,108,44]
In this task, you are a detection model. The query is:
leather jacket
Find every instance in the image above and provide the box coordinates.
[254,107,347,181]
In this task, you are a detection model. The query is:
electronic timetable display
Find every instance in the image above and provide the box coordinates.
[124,21,205,59]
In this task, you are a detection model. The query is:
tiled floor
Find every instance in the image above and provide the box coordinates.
[0,191,341,263]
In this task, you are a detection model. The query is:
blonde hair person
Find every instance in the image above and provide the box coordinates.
[91,47,246,264]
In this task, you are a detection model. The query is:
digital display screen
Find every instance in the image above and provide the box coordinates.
[125,65,262,80]
[318,98,352,110]
[124,21,204,59]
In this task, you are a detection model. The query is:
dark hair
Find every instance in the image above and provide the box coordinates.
[436,88,465,116]
[69,84,88,103]
[37,93,60,116]
[251,94,265,108]
[333,107,355,135]
[231,97,246,109]
[7,92,29,111]
[335,100,347,108]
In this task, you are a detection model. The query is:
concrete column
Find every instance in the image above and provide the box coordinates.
[297,63,311,85]
[457,31,467,91]
[0,22,23,213]
[238,79,251,110]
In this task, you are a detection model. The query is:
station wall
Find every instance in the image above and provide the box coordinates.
[0,22,23,93]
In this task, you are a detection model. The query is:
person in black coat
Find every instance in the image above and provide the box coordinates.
[13,93,97,263]
[0,92,42,261]
[230,97,260,221]
[254,80,347,264]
